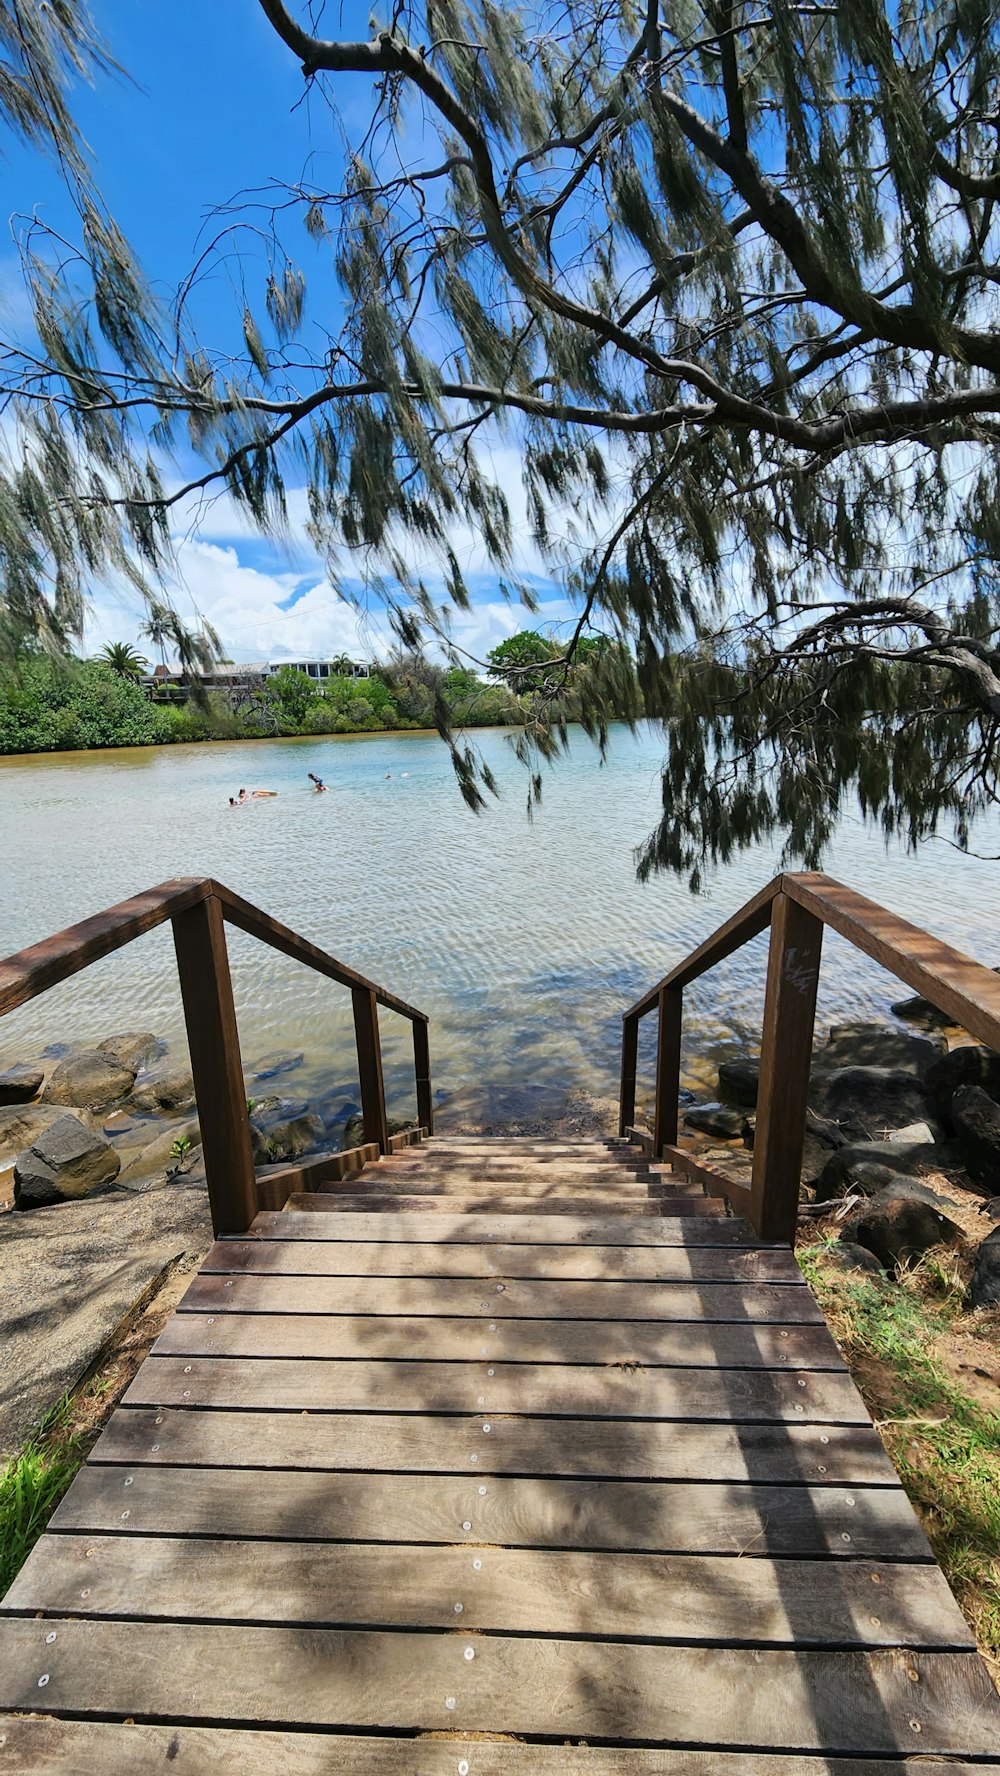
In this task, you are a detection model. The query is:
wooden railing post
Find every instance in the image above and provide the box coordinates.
[652,985,683,1157]
[619,1012,639,1136]
[751,892,824,1243]
[353,985,389,1152]
[171,895,257,1237]
[413,1017,433,1134]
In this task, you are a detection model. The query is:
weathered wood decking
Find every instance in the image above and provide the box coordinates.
[1,1137,998,1772]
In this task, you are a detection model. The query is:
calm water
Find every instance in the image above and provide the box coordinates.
[3,725,1000,1120]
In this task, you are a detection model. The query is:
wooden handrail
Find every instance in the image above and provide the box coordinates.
[0,879,431,1234]
[621,870,1000,1242]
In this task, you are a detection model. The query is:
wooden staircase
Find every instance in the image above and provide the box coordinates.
[3,1132,999,1768]
[285,1133,726,1216]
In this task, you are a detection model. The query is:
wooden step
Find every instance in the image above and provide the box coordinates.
[250,1209,761,1245]
[283,1193,694,1215]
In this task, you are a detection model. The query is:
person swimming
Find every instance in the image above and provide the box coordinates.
[307,772,328,792]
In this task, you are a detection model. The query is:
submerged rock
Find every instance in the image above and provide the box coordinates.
[250,1050,306,1082]
[0,1062,44,1105]
[890,991,960,1030]
[42,1050,136,1111]
[250,1104,324,1163]
[14,1114,120,1208]
[842,1180,962,1272]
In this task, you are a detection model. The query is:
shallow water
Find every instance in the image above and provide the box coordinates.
[3,724,1000,1121]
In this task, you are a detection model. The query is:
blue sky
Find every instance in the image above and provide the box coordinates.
[0,0,575,665]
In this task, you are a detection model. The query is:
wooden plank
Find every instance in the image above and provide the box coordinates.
[172,894,257,1238]
[653,984,683,1154]
[0,1620,995,1751]
[352,985,389,1153]
[7,1536,969,1649]
[176,1273,823,1321]
[91,1407,899,1482]
[49,1465,935,1559]
[619,1010,639,1135]
[247,1209,764,1245]
[123,1355,867,1423]
[327,1173,657,1195]
[284,1193,724,1217]
[0,878,209,1017]
[751,893,824,1243]
[199,1238,802,1282]
[413,1018,433,1135]
[153,1310,847,1370]
[4,1720,997,1776]
[254,1145,378,1211]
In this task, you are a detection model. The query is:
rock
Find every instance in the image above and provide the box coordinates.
[717,1059,759,1107]
[969,1226,1000,1308]
[250,1108,324,1164]
[809,1067,934,1142]
[683,1102,746,1139]
[0,1062,44,1105]
[823,1241,886,1277]
[842,1180,963,1271]
[96,1031,162,1073]
[41,1050,136,1111]
[981,1197,1000,1221]
[342,1113,416,1152]
[886,1121,938,1146]
[129,1064,196,1113]
[815,1159,920,1204]
[0,1188,212,1458]
[117,1118,202,1190]
[924,1046,1000,1126]
[949,1085,1000,1194]
[741,1118,826,1184]
[818,1024,945,1076]
[13,1114,120,1208]
[805,1107,849,1149]
[250,1050,305,1082]
[813,1139,945,1202]
[0,1102,81,1165]
[891,991,960,1030]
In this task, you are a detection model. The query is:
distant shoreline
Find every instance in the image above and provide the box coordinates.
[0,721,529,768]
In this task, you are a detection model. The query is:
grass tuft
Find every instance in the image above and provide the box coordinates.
[801,1239,1000,1675]
[0,1393,86,1598]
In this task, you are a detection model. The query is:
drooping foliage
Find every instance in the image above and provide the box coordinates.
[4,0,1000,874]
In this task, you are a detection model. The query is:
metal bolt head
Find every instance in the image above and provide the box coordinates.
[469,1453,478,1463]
[445,1696,456,1711]
[464,1647,475,1661]
[462,1521,472,1532]
[458,1762,470,1776]
[37,1675,49,1688]
[482,1423,491,1434]
[477,1485,487,1496]
[472,1558,483,1571]
[45,1632,57,1645]
[454,1602,463,1614]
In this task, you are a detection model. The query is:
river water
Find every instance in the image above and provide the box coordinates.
[3,724,999,1121]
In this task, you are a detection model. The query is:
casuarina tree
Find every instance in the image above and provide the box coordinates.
[3,0,1000,879]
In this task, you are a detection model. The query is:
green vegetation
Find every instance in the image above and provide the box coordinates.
[0,632,632,756]
[0,1395,84,1596]
[98,641,149,681]
[801,1241,1000,1671]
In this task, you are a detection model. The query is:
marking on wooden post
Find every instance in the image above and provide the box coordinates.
[172,894,257,1236]
[653,984,683,1157]
[352,984,390,1153]
[619,1012,639,1136]
[751,891,824,1244]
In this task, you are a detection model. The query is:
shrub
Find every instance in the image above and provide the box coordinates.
[0,658,173,754]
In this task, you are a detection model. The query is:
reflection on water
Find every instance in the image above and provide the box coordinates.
[3,725,1000,1116]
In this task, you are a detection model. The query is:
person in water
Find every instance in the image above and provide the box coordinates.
[307,772,327,792]
[238,786,247,803]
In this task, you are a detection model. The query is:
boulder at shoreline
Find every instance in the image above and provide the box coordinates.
[14,1114,121,1208]
[42,1050,136,1111]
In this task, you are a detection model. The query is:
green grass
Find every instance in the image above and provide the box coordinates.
[800,1240,1000,1672]
[0,1394,87,1597]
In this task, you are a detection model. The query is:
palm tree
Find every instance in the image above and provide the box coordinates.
[139,604,172,669]
[98,641,149,681]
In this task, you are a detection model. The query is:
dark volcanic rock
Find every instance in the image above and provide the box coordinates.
[14,1114,120,1208]
[818,1024,945,1076]
[842,1180,962,1272]
[970,1227,1000,1308]
[250,1103,324,1163]
[824,1241,886,1277]
[810,1067,934,1142]
[42,1050,136,1111]
[0,1062,44,1105]
[891,992,960,1030]
[924,1046,1000,1128]
[250,1051,305,1082]
[813,1140,943,1202]
[949,1084,1000,1194]
[717,1059,759,1108]
[683,1102,746,1139]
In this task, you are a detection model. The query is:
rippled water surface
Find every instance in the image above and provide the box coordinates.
[4,725,1000,1118]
